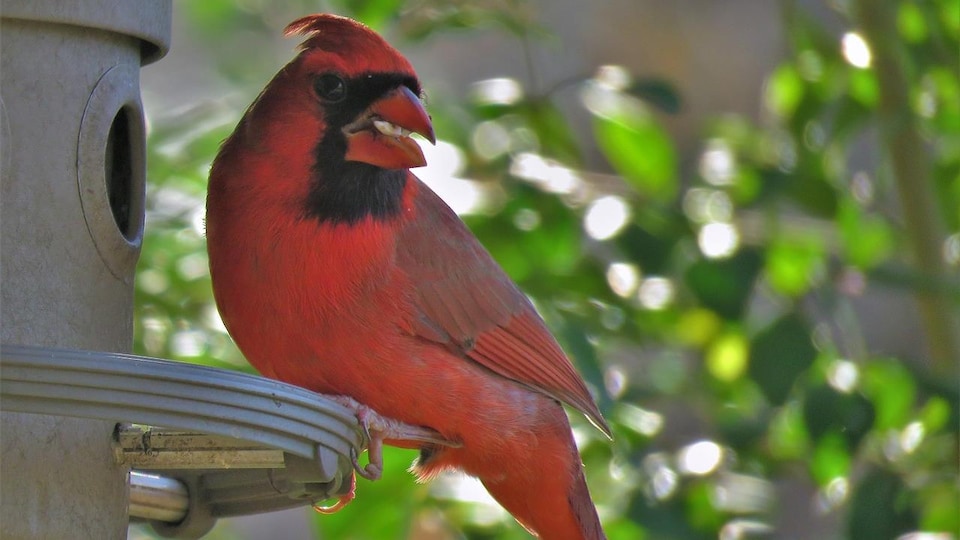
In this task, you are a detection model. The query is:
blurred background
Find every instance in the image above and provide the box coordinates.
[131,0,959,538]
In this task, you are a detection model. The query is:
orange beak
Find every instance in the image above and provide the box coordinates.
[343,86,436,169]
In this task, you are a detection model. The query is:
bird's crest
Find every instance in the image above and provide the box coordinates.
[284,14,379,52]
[283,14,414,75]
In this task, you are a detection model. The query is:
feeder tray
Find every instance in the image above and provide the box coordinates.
[0,344,364,539]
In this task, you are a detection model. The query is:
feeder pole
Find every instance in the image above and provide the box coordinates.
[0,2,170,538]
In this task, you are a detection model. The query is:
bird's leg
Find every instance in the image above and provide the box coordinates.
[325,395,460,481]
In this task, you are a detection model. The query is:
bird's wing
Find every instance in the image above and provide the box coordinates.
[396,176,610,436]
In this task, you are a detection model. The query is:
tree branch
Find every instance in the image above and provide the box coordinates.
[854,0,960,374]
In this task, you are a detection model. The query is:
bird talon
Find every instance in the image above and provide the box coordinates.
[313,497,351,514]
[357,462,382,481]
[314,470,357,513]
[348,445,383,481]
[325,394,458,482]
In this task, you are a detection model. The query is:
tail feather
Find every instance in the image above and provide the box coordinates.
[477,409,605,540]
[481,452,604,540]
[567,462,605,540]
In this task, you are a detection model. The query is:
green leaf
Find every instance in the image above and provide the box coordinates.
[685,250,763,320]
[333,0,403,30]
[847,69,879,108]
[593,104,677,201]
[749,314,816,405]
[674,308,723,347]
[685,481,724,531]
[786,154,839,216]
[604,519,647,540]
[847,469,917,540]
[626,78,682,115]
[803,384,876,448]
[920,482,960,532]
[766,64,805,118]
[180,1,258,39]
[942,0,960,37]
[466,184,582,285]
[860,360,916,430]
[728,167,762,204]
[897,2,928,43]
[627,493,711,540]
[837,198,894,268]
[768,402,810,459]
[764,234,826,297]
[614,221,680,275]
[924,67,960,133]
[557,317,611,415]
[919,396,951,432]
[400,4,544,41]
[810,432,851,484]
[706,331,748,382]
[522,100,582,164]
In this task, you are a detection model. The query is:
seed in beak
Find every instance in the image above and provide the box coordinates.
[373,120,411,139]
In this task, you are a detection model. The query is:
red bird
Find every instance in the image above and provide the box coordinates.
[206,14,609,539]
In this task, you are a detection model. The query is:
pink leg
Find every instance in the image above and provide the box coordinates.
[325,395,460,481]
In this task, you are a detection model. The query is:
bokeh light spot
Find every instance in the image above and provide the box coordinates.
[677,440,724,476]
[900,421,925,454]
[416,139,484,215]
[512,208,541,231]
[841,32,872,68]
[138,268,169,295]
[638,277,674,310]
[604,365,628,398]
[618,403,663,437]
[827,359,859,393]
[943,233,960,266]
[432,475,508,526]
[642,453,679,500]
[684,188,733,224]
[817,477,850,512]
[470,77,523,106]
[472,120,511,161]
[595,64,631,90]
[699,140,736,185]
[584,195,630,240]
[606,262,640,298]
[171,329,206,357]
[720,520,774,540]
[850,171,874,204]
[698,222,740,259]
[510,152,583,195]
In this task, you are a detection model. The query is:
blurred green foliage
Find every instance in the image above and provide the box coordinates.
[135,0,959,538]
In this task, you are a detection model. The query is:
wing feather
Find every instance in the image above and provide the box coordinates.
[397,176,610,436]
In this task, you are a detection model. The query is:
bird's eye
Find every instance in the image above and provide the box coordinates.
[313,74,347,103]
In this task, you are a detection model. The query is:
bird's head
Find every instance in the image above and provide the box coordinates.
[253,14,436,171]
[212,14,438,224]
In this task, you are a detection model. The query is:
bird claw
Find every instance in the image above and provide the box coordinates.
[313,469,357,514]
[350,445,383,481]
[324,395,460,482]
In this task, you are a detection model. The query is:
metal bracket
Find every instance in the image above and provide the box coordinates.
[116,427,288,470]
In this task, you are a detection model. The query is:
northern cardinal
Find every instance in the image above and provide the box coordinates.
[206,14,609,539]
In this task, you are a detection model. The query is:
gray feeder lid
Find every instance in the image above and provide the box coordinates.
[0,344,364,539]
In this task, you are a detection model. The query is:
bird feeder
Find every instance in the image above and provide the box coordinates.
[0,2,361,538]
[1,345,363,539]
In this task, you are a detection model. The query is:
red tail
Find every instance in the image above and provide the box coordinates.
[478,409,605,539]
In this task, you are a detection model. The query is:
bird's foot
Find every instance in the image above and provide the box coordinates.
[313,471,356,514]
[325,395,460,481]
